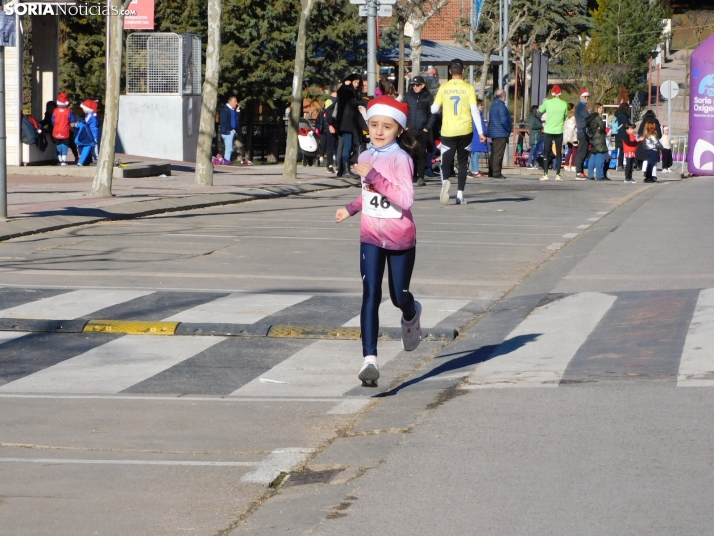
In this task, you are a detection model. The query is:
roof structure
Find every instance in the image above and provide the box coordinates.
[378,39,503,67]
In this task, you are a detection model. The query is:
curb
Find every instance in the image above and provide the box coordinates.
[0,177,360,243]
[0,318,458,342]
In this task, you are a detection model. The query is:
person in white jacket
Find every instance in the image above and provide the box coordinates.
[563,103,577,172]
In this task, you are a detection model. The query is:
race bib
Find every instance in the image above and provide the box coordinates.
[362,184,402,219]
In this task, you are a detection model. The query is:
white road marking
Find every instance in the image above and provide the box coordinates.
[0,332,27,345]
[327,399,371,414]
[464,292,616,388]
[596,211,607,214]
[342,298,470,328]
[0,394,359,402]
[577,224,591,229]
[240,448,314,485]
[0,458,257,467]
[587,217,600,221]
[678,288,714,387]
[231,340,403,397]
[562,233,578,238]
[162,293,311,324]
[0,336,225,394]
[0,289,154,320]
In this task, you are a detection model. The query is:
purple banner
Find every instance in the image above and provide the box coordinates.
[688,33,714,175]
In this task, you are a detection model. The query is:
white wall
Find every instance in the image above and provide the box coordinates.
[116,95,202,162]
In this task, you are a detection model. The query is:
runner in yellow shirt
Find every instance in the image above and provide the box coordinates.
[431,59,486,205]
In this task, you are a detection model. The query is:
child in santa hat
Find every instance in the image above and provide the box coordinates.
[76,100,99,166]
[51,92,75,166]
[335,96,423,387]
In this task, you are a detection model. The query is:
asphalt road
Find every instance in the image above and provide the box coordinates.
[0,175,675,535]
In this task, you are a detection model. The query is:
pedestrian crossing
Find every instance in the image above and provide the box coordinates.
[464,289,714,389]
[0,287,469,401]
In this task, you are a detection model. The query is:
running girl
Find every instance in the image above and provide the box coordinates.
[335,96,422,386]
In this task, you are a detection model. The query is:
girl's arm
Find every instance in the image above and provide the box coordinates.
[358,156,414,210]
[345,194,362,216]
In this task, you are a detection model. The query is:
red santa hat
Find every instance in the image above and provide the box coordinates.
[580,88,590,97]
[551,84,562,96]
[366,96,409,128]
[57,92,69,106]
[80,99,98,113]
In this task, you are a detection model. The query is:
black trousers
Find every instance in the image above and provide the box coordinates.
[325,131,337,167]
[412,130,429,179]
[576,131,589,173]
[543,133,563,174]
[441,134,471,190]
[624,156,635,181]
[662,148,673,169]
[489,137,508,177]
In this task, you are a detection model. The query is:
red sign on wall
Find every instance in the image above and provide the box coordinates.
[124,0,155,30]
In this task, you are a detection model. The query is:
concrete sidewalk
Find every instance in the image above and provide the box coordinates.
[1,159,358,241]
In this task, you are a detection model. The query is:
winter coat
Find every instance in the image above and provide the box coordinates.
[488,98,512,139]
[332,85,367,139]
[52,106,74,140]
[85,112,99,143]
[219,104,239,135]
[563,116,577,144]
[585,112,607,154]
[402,88,436,132]
[636,111,661,160]
[575,100,589,133]
[614,111,630,142]
[470,114,489,153]
[528,113,543,144]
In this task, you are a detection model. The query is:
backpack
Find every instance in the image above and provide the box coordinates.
[21,114,38,145]
[585,118,596,140]
[609,116,620,137]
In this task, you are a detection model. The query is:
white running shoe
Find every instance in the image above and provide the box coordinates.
[540,174,549,181]
[440,180,450,204]
[401,301,422,352]
[455,197,467,205]
[358,356,379,386]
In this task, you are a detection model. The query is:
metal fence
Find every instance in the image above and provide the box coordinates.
[126,33,201,95]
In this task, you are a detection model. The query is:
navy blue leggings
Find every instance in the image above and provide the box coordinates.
[360,243,416,357]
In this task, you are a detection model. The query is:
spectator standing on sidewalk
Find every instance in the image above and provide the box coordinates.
[563,103,577,171]
[585,103,608,180]
[431,59,486,205]
[660,125,673,173]
[538,85,568,181]
[637,109,662,179]
[622,123,640,183]
[403,75,436,186]
[469,99,489,178]
[219,96,239,165]
[51,92,74,166]
[332,74,367,179]
[487,89,512,180]
[317,82,339,173]
[527,105,542,169]
[575,89,590,178]
[613,102,630,169]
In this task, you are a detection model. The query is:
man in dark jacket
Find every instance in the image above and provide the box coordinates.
[575,89,590,178]
[331,74,366,178]
[219,96,239,164]
[585,103,608,180]
[613,102,630,169]
[403,75,436,186]
[488,89,512,178]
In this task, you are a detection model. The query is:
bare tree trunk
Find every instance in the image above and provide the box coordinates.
[398,18,406,96]
[91,0,133,197]
[195,0,222,186]
[410,24,423,77]
[479,54,492,100]
[283,0,318,180]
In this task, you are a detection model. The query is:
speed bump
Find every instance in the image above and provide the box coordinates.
[267,325,362,340]
[83,320,179,335]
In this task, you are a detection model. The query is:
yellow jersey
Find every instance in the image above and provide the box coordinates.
[434,79,477,137]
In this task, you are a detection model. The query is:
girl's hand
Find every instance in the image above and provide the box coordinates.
[335,207,351,223]
[353,163,373,177]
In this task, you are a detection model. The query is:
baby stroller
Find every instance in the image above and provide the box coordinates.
[297,117,319,166]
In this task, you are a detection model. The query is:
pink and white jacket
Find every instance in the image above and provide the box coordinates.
[346,142,416,251]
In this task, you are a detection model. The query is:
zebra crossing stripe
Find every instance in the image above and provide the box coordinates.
[464,292,617,388]
[0,332,27,346]
[678,288,714,387]
[0,289,154,320]
[162,293,312,324]
[231,340,403,397]
[342,298,470,329]
[0,336,226,394]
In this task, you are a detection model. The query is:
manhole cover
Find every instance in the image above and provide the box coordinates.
[282,469,343,487]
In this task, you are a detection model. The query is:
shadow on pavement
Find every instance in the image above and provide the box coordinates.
[376,333,540,397]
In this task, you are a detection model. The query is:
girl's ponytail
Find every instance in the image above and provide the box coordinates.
[398,129,420,157]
